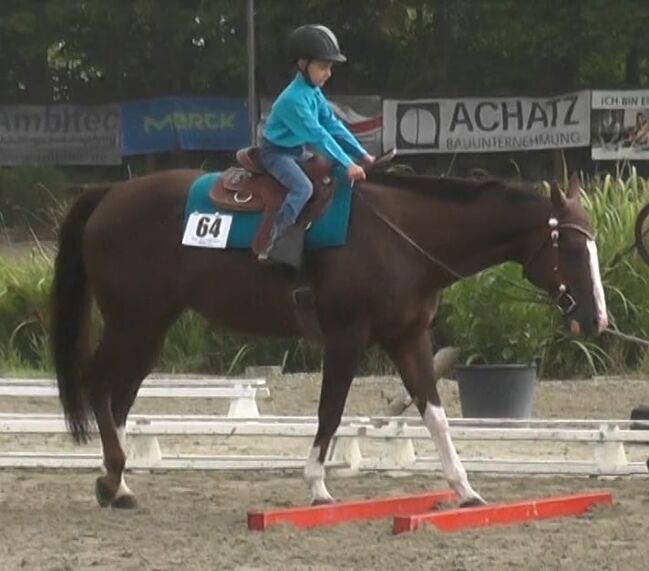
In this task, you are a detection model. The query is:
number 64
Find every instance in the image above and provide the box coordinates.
[196,216,221,238]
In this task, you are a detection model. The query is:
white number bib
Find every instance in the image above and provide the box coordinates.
[182,212,233,248]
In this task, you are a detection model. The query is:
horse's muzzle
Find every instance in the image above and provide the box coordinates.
[569,320,581,336]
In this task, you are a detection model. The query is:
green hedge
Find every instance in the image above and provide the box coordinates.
[436,168,649,377]
[0,167,69,234]
[1,170,648,378]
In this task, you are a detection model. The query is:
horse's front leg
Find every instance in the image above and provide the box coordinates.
[423,396,485,506]
[306,325,368,505]
[384,329,485,506]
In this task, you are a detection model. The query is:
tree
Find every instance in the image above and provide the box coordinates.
[0,0,646,104]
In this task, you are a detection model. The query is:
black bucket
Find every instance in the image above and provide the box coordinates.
[455,363,537,419]
[630,405,649,430]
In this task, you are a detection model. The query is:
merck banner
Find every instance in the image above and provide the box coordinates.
[120,97,250,155]
[383,92,591,154]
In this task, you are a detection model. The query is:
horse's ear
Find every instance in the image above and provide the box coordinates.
[550,180,566,209]
[567,172,581,199]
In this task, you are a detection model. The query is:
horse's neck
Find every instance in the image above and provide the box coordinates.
[362,180,553,285]
[447,195,554,278]
[383,189,554,283]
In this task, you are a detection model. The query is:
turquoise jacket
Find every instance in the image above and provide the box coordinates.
[263,73,367,168]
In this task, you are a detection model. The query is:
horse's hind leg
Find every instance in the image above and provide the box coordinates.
[384,328,485,506]
[305,326,368,504]
[88,316,174,509]
[110,322,172,463]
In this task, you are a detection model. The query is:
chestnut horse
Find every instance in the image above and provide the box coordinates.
[51,169,607,508]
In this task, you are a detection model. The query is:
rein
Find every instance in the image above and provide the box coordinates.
[603,328,649,347]
[356,191,465,280]
[356,191,592,314]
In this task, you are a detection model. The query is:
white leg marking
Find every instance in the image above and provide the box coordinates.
[586,240,608,332]
[304,446,333,504]
[100,428,128,473]
[116,426,127,454]
[115,473,134,499]
[114,426,133,498]
[423,403,484,503]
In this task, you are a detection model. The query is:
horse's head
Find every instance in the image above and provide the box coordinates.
[522,174,607,337]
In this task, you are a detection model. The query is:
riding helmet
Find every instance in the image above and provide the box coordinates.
[287,25,347,63]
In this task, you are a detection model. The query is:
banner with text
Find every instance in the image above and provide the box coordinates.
[383,92,590,154]
[121,97,249,155]
[259,95,382,156]
[0,104,121,165]
[591,90,649,161]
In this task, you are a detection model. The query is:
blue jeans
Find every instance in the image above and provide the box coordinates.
[258,140,314,226]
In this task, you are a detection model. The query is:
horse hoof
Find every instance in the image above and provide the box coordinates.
[112,494,138,510]
[460,497,487,508]
[95,477,115,508]
[311,497,335,506]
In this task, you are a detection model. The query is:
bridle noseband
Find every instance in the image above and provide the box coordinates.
[523,217,595,315]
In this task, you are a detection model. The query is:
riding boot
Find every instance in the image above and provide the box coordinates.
[258,211,306,270]
[258,212,292,262]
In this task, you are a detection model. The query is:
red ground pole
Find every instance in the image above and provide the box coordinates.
[393,491,613,535]
[248,490,456,531]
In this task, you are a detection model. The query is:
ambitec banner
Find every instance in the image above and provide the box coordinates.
[383,92,590,154]
[0,104,121,165]
[121,97,250,155]
[591,90,649,161]
[259,95,383,156]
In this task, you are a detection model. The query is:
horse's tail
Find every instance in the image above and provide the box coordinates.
[52,185,112,443]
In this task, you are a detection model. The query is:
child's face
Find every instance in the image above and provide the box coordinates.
[299,59,332,87]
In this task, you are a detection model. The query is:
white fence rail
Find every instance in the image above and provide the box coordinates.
[1,412,647,476]
[0,376,269,418]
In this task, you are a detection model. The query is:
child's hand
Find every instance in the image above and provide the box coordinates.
[347,163,366,182]
[363,154,376,165]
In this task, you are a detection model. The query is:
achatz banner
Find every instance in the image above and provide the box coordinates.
[0,104,121,165]
[383,92,590,154]
[591,90,649,161]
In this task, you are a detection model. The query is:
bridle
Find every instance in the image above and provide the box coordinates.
[522,217,595,315]
[357,191,595,315]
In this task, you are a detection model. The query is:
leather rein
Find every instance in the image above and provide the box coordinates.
[357,191,594,315]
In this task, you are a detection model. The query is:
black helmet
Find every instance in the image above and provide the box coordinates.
[287,25,347,63]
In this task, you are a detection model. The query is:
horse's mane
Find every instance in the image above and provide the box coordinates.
[366,171,544,204]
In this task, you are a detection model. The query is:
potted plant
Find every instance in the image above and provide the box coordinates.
[436,262,557,418]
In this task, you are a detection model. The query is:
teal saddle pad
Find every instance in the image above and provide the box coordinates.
[183,170,352,249]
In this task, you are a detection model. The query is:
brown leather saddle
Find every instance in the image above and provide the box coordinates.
[209,147,336,260]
